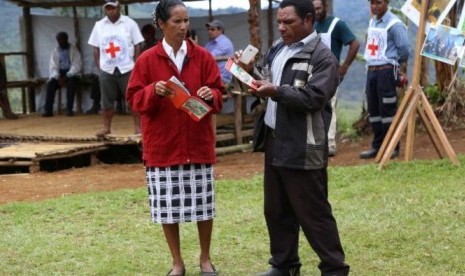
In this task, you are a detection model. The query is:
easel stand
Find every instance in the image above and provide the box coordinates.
[374,0,460,170]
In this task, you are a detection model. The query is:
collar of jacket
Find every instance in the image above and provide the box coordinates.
[266,34,320,66]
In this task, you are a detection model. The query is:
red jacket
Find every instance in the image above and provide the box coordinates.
[127,39,224,167]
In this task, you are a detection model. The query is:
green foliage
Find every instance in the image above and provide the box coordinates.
[425,83,445,104]
[337,100,363,139]
[2,157,465,274]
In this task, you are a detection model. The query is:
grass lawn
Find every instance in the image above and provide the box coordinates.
[1,157,465,275]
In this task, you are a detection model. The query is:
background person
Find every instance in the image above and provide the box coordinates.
[204,19,234,87]
[141,23,157,52]
[360,0,409,159]
[87,0,144,137]
[313,0,360,157]
[42,31,82,117]
[126,0,224,275]
[236,0,350,274]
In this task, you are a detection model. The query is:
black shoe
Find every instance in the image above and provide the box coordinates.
[257,267,300,276]
[42,112,53,117]
[359,148,378,159]
[85,104,101,114]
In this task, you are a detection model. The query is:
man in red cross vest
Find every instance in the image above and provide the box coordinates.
[360,0,409,159]
[88,0,144,138]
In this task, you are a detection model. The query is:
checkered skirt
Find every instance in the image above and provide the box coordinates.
[146,164,215,224]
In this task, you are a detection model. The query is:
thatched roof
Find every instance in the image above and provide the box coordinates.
[6,0,205,8]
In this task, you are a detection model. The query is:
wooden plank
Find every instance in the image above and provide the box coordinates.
[0,160,33,166]
[405,90,418,161]
[419,92,459,165]
[0,143,107,160]
[417,103,445,158]
[375,86,415,163]
[378,92,421,170]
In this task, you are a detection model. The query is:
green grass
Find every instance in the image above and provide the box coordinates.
[336,100,363,139]
[2,157,465,275]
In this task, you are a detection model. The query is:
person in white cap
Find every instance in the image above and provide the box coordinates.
[88,0,144,137]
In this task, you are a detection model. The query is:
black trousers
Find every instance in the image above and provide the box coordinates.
[365,67,398,150]
[44,70,78,114]
[264,133,349,275]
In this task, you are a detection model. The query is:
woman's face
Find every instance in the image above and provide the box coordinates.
[159,5,189,47]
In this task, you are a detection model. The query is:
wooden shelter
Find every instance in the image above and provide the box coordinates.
[1,0,279,173]
[3,0,276,113]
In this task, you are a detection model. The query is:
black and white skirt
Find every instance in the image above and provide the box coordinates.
[146,164,215,224]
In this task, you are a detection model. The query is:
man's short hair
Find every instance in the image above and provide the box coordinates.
[56,32,68,40]
[280,0,315,23]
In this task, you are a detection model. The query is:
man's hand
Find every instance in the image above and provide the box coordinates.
[58,76,67,87]
[233,49,255,73]
[250,80,277,98]
[339,63,349,78]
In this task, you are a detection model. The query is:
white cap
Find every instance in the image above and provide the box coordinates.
[103,0,119,8]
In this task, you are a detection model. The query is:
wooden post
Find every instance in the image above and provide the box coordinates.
[375,0,459,170]
[267,0,274,48]
[248,0,261,50]
[23,7,36,113]
[72,7,83,114]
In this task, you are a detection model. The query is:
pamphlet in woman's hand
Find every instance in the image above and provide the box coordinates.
[225,58,258,90]
[165,76,212,122]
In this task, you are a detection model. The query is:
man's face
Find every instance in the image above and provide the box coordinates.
[313,0,326,22]
[207,26,221,40]
[277,5,312,46]
[105,5,121,23]
[57,36,68,49]
[370,0,389,18]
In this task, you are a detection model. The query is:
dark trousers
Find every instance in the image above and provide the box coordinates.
[90,73,101,104]
[264,133,349,275]
[44,70,78,114]
[366,67,398,150]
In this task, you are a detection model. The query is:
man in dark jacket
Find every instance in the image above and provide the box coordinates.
[238,0,350,275]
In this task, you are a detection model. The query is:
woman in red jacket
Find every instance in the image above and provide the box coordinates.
[126,1,224,275]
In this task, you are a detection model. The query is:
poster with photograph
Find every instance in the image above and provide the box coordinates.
[401,0,456,30]
[421,25,465,65]
[458,47,465,67]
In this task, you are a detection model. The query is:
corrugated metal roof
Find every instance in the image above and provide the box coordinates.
[6,0,205,8]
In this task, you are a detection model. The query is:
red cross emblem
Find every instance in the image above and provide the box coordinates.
[367,38,379,56]
[105,41,121,58]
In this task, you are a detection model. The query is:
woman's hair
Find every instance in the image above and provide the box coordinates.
[151,0,186,29]
[280,0,315,23]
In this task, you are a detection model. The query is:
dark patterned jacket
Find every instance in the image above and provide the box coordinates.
[254,34,339,170]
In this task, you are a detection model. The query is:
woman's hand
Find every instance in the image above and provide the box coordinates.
[154,81,173,97]
[197,86,213,102]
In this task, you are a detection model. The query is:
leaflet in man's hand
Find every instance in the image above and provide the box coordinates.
[165,76,212,122]
[225,58,258,90]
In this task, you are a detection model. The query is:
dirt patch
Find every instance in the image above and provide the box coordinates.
[1,127,465,205]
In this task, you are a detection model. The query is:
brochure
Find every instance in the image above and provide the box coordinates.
[165,76,212,122]
[225,58,258,90]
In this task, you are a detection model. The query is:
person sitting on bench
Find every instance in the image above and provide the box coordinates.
[42,31,82,117]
